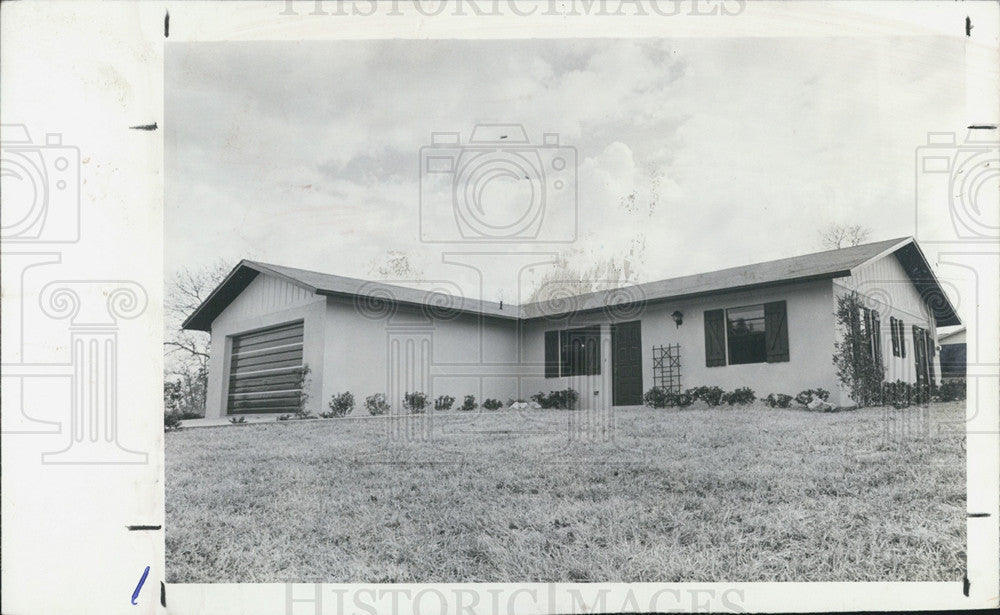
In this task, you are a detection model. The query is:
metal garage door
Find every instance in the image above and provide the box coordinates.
[227,320,304,414]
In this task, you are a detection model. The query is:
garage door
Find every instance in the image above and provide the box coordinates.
[227,321,304,414]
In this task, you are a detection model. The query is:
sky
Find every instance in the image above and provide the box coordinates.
[165,36,970,306]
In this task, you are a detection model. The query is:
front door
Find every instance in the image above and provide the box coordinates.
[612,320,643,406]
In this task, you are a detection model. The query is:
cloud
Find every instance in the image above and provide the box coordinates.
[166,36,966,303]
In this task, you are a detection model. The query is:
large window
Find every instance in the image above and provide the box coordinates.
[544,326,601,378]
[726,305,767,365]
[705,301,789,367]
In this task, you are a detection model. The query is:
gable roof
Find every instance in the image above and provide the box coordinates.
[182,237,961,331]
[181,260,514,331]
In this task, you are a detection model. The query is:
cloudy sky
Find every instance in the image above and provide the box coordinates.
[166,36,967,304]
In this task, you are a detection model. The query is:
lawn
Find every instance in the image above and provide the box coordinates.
[165,401,966,583]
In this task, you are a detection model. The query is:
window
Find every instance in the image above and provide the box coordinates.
[705,301,789,367]
[897,318,906,358]
[726,305,767,365]
[890,316,900,357]
[859,308,882,364]
[544,326,600,378]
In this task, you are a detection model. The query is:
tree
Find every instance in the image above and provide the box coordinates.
[820,224,872,250]
[163,260,233,417]
[832,291,885,407]
[526,237,646,305]
[367,250,424,280]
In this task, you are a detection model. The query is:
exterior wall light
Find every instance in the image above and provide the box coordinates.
[671,310,684,328]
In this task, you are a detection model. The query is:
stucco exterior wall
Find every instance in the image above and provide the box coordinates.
[204,274,326,419]
[835,252,940,401]
[322,296,522,413]
[519,279,838,406]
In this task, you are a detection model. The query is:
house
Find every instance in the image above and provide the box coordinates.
[938,326,967,380]
[182,237,960,417]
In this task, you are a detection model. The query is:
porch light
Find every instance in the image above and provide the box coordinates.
[671,310,684,327]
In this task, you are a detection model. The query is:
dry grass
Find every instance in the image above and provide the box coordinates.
[166,401,966,583]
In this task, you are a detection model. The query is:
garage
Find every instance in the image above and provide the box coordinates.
[226,320,304,414]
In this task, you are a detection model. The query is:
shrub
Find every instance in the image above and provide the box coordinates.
[531,389,579,409]
[832,292,885,406]
[365,393,390,416]
[764,393,793,408]
[164,411,183,432]
[880,380,913,408]
[403,391,429,414]
[936,379,965,402]
[322,391,354,418]
[460,394,478,412]
[686,385,725,407]
[794,388,831,407]
[434,395,456,411]
[672,392,694,407]
[644,388,696,409]
[723,387,756,405]
[483,398,503,411]
[643,387,671,409]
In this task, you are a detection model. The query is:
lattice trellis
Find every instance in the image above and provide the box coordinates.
[652,344,681,393]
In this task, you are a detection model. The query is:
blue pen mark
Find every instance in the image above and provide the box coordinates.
[131,566,150,605]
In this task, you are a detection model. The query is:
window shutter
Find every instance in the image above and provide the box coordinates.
[764,300,790,363]
[704,309,726,367]
[898,318,906,358]
[890,316,899,357]
[544,331,559,378]
[872,310,882,365]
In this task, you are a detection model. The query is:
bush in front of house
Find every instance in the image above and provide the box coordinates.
[764,393,794,408]
[403,391,429,414]
[643,387,671,408]
[644,388,696,409]
[460,395,478,412]
[794,388,831,407]
[321,391,355,418]
[880,380,913,408]
[434,395,455,411]
[722,387,756,406]
[164,411,183,432]
[686,385,725,407]
[936,379,966,402]
[531,389,579,409]
[483,398,503,411]
[832,292,885,406]
[365,393,390,415]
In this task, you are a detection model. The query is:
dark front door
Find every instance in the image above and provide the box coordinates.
[612,320,643,406]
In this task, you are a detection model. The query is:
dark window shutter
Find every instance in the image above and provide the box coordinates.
[704,309,726,367]
[890,316,899,357]
[872,310,882,365]
[898,318,906,358]
[544,331,559,378]
[764,300,790,363]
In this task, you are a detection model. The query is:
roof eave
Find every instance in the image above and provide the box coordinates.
[521,270,851,321]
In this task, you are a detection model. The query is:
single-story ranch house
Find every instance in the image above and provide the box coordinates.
[182,237,960,416]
